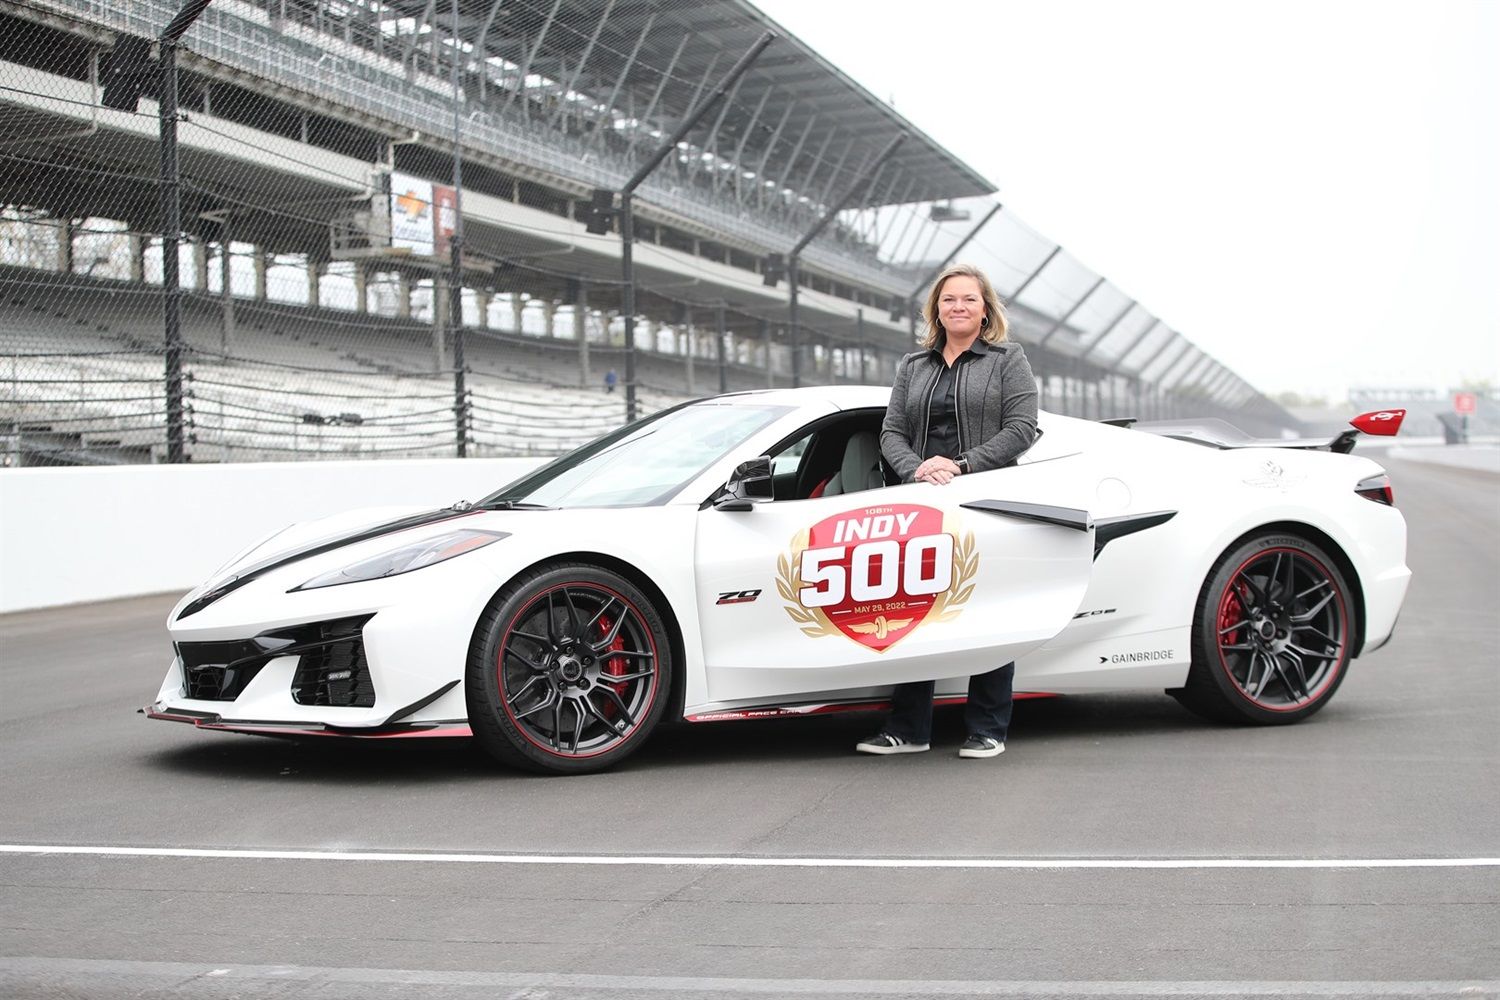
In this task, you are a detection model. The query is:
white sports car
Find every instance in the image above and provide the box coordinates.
[147,387,1411,774]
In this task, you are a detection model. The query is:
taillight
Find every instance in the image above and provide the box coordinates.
[1355,473,1394,506]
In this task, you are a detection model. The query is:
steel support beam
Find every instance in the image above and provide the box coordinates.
[1036,275,1106,348]
[1171,354,1214,393]
[727,86,772,196]
[1131,328,1180,378]
[639,33,691,140]
[681,53,726,140]
[474,0,505,99]
[1203,367,1237,402]
[1188,356,1223,392]
[1079,298,1137,361]
[1007,245,1062,305]
[786,131,906,387]
[399,0,436,75]
[1154,342,1199,386]
[548,0,615,129]
[504,0,562,117]
[808,137,854,209]
[596,13,657,144]
[693,75,745,182]
[885,181,926,268]
[856,308,866,383]
[746,102,794,204]
[768,114,818,207]
[1113,317,1161,369]
[716,302,728,394]
[905,202,1004,317]
[619,32,775,421]
[1195,365,1233,404]
[448,0,468,457]
[159,0,215,463]
[903,215,944,269]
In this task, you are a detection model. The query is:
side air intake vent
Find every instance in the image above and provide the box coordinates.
[289,617,376,707]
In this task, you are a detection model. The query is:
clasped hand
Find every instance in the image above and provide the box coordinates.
[914,456,961,485]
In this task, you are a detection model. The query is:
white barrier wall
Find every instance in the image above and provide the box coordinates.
[0,458,546,614]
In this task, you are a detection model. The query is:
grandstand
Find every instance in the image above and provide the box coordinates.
[0,0,1297,465]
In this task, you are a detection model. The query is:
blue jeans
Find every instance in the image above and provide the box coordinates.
[884,662,1014,743]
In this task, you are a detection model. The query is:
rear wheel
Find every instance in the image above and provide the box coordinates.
[1174,533,1353,725]
[467,563,672,774]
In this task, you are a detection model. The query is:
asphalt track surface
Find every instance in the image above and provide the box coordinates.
[1,455,1496,999]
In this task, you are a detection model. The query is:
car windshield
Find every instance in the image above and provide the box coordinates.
[480,401,792,508]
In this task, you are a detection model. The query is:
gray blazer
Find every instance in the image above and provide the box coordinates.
[880,340,1039,482]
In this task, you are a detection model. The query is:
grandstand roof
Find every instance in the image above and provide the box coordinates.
[369,0,996,209]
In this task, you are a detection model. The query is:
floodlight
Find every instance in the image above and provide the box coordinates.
[584,188,615,235]
[929,202,971,223]
[100,35,154,112]
[762,253,784,287]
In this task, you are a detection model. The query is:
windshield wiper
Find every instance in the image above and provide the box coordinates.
[470,499,553,511]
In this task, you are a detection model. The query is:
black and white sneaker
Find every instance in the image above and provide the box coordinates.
[855,732,929,755]
[958,735,1005,759]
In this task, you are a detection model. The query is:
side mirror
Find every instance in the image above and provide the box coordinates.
[713,456,773,511]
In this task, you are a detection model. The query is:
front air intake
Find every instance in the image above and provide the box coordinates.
[289,617,376,708]
[178,639,271,701]
[176,615,376,707]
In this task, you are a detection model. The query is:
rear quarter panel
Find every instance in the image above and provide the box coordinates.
[1014,421,1406,691]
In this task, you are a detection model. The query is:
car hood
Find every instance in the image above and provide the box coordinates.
[177,503,473,623]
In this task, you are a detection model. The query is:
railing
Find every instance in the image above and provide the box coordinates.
[29,0,919,293]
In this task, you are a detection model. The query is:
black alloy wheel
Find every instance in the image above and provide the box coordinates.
[1174,533,1354,725]
[468,563,672,774]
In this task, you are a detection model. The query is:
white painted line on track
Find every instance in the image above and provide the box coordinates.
[0,958,1495,996]
[2,843,1498,869]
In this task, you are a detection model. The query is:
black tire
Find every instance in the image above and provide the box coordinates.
[1173,533,1354,725]
[467,562,673,774]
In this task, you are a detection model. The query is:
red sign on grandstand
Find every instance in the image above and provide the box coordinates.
[433,185,457,257]
[1454,392,1476,415]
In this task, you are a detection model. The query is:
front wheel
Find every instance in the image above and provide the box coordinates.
[1174,533,1354,725]
[467,563,673,774]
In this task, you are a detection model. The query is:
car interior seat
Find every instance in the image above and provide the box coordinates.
[820,430,883,497]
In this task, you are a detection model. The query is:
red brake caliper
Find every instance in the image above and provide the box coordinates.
[596,614,628,708]
[1218,581,1246,649]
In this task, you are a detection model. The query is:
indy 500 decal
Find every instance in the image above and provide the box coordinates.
[776,503,976,653]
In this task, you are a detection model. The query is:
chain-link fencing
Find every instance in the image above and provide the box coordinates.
[1,0,1297,467]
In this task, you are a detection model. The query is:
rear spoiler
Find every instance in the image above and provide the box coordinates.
[1327,409,1407,453]
[1109,409,1406,454]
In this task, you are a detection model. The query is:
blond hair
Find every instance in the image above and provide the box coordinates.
[920,263,1009,350]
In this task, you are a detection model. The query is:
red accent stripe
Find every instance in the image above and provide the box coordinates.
[1215,547,1348,712]
[496,580,660,760]
[146,708,472,739]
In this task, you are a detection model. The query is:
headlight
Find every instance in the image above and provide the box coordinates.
[292,529,509,591]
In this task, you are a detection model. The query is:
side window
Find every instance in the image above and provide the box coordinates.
[768,432,814,500]
[764,411,891,501]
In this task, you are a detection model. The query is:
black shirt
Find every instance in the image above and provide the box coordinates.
[922,339,988,460]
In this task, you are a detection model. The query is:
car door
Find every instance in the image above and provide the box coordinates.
[693,460,1097,704]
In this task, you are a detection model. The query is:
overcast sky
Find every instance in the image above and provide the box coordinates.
[752,0,1498,403]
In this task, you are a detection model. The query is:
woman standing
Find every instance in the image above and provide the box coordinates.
[856,263,1039,760]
